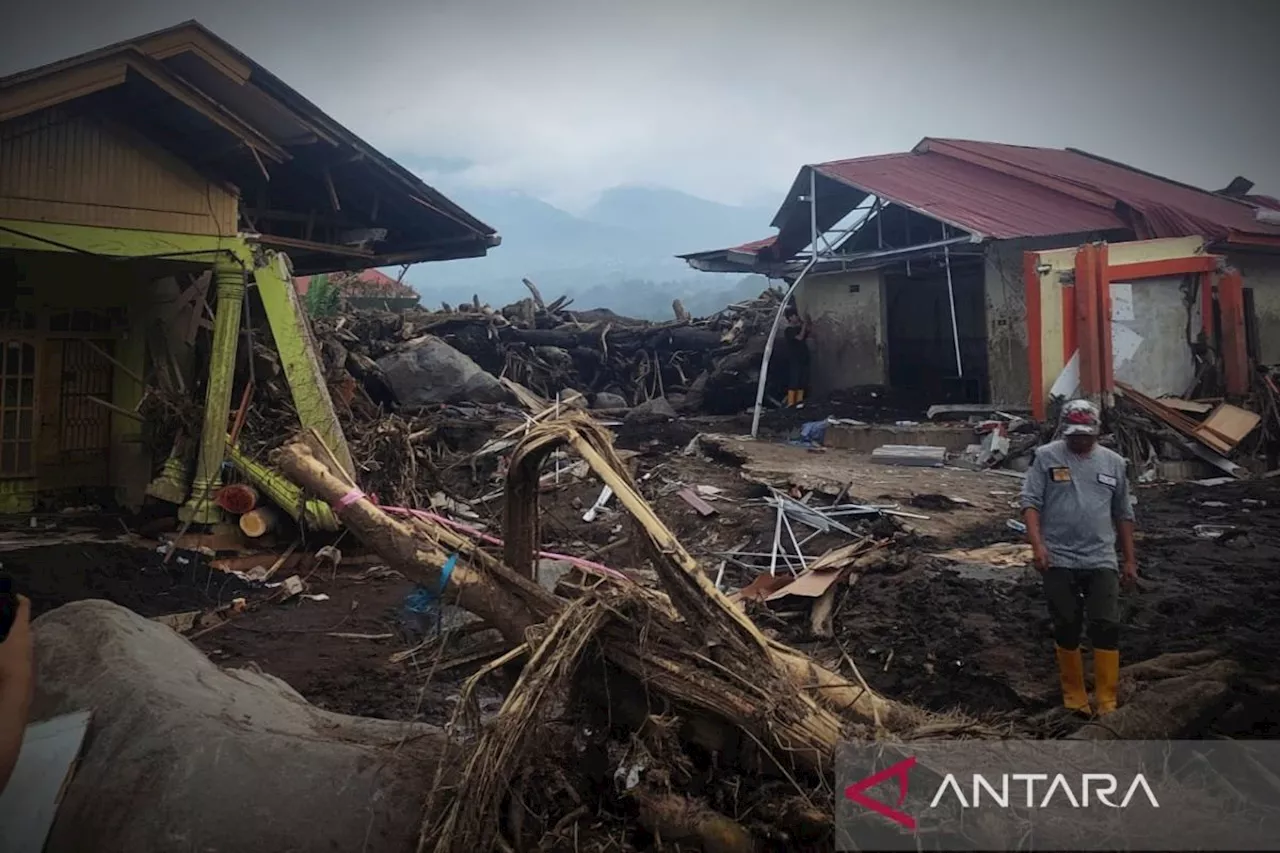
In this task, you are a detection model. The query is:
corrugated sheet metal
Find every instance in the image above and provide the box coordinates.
[0,107,238,236]
[1245,194,1280,212]
[814,151,1127,240]
[676,235,776,262]
[918,139,1280,243]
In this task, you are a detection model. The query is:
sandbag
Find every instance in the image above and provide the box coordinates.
[30,600,450,853]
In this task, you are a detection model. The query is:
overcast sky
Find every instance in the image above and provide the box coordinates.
[4,0,1277,212]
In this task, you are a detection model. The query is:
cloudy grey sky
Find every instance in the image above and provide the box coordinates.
[3,0,1277,211]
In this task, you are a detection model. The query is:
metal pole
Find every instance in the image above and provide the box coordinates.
[750,169,819,438]
[943,229,964,378]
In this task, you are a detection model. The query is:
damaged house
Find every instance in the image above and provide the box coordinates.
[680,139,1280,414]
[0,21,496,515]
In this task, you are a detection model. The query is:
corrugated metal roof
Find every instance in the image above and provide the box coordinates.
[779,138,1280,250]
[1245,194,1280,211]
[295,269,416,298]
[915,139,1280,242]
[676,235,776,261]
[813,151,1127,240]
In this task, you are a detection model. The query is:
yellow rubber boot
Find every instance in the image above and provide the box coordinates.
[1055,646,1092,714]
[1094,649,1119,715]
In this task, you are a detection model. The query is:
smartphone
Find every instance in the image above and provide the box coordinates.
[0,576,14,644]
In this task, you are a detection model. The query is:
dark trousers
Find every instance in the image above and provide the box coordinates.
[1043,568,1120,651]
[786,344,810,390]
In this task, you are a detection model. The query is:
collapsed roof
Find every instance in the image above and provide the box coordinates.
[682,138,1280,275]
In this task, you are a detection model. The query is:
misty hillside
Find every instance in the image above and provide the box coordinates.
[394,168,777,320]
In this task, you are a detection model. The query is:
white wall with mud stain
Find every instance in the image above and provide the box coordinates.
[984,240,1032,407]
[794,268,886,394]
[1109,276,1197,396]
[1227,251,1280,365]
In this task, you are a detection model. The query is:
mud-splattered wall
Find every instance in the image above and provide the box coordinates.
[1227,252,1280,365]
[794,269,886,394]
[1109,276,1197,396]
[983,241,1031,407]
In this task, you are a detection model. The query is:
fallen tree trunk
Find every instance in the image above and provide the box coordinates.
[275,416,920,770]
[1068,652,1241,740]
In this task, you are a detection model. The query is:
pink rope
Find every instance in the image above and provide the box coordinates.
[381,505,632,583]
[335,488,367,509]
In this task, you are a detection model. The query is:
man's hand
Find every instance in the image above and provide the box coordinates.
[1032,543,1052,574]
[0,594,30,678]
[1121,559,1139,589]
[0,594,33,794]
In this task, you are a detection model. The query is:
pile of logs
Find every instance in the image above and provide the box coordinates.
[315,279,790,414]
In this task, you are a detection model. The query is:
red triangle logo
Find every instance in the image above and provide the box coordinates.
[844,755,917,830]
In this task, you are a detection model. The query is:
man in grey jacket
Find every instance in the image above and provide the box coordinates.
[1020,399,1137,715]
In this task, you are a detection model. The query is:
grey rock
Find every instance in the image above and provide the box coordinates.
[593,392,629,410]
[377,334,507,406]
[625,396,677,423]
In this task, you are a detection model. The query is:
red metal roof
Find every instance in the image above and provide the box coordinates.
[294,269,417,299]
[813,151,1127,240]
[1245,194,1280,211]
[676,235,776,260]
[802,138,1280,245]
[680,139,1280,270]
[726,236,777,253]
[914,139,1279,242]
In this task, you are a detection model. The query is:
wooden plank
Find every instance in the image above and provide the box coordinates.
[766,566,847,600]
[1197,404,1261,447]
[1117,382,1234,455]
[1157,397,1214,415]
[677,487,718,517]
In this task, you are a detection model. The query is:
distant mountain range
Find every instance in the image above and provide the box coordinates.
[393,165,778,320]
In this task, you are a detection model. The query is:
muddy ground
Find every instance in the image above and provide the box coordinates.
[817,477,1280,735]
[6,441,1279,739]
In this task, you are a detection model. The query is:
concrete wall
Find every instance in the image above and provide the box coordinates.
[1109,276,1196,396]
[794,268,886,393]
[982,234,1120,407]
[984,239,1033,407]
[1027,236,1209,413]
[1226,251,1280,365]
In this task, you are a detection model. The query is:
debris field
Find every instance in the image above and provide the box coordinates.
[14,306,1280,850]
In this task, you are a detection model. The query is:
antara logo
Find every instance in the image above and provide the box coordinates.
[845,756,1160,830]
[929,773,1161,809]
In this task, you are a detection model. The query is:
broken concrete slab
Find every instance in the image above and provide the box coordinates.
[870,445,947,467]
[824,422,974,453]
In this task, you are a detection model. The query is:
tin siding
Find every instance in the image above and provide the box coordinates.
[0,108,237,236]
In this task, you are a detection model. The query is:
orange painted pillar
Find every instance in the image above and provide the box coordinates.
[1074,244,1101,396]
[1219,268,1249,396]
[1096,243,1114,395]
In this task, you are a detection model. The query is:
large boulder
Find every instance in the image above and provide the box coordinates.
[30,600,452,853]
[377,334,508,406]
